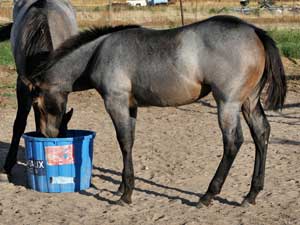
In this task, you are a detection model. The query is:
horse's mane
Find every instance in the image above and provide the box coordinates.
[32,25,141,78]
[23,0,53,76]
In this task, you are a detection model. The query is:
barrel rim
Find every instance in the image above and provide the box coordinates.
[22,129,96,142]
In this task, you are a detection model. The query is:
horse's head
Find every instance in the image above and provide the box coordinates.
[22,76,73,137]
[34,85,73,138]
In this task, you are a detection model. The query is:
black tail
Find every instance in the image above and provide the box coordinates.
[0,23,13,42]
[255,27,287,110]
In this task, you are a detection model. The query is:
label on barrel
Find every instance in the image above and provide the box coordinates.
[50,176,75,184]
[27,159,46,176]
[45,144,74,166]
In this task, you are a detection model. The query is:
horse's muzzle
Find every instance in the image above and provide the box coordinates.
[44,126,60,138]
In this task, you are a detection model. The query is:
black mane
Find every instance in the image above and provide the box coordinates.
[32,25,141,78]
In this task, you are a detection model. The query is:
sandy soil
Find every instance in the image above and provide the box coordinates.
[0,59,299,225]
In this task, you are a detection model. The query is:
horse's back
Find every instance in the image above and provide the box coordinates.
[96,17,265,106]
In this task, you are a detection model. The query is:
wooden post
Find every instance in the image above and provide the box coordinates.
[108,0,112,25]
[195,0,198,21]
[293,0,296,18]
[180,0,184,26]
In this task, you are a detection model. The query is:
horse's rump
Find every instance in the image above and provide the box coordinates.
[11,0,77,77]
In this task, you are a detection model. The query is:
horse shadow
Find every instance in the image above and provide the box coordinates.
[267,102,300,127]
[80,166,241,207]
[0,142,27,187]
[0,142,244,207]
[270,138,300,146]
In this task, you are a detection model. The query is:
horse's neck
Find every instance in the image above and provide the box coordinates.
[48,39,103,92]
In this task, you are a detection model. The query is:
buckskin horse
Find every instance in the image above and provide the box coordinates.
[22,15,286,207]
[0,0,78,178]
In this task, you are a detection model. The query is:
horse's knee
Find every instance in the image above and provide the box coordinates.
[235,127,244,149]
[224,133,243,159]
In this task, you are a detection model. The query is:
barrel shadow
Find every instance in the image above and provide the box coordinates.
[0,141,27,187]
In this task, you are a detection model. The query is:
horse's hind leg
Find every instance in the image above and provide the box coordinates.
[241,98,270,206]
[3,79,32,174]
[104,93,136,204]
[116,106,137,196]
[197,101,244,207]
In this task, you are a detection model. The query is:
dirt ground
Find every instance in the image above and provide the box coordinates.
[0,58,299,225]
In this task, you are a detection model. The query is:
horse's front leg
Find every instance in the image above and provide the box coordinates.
[104,93,137,204]
[2,79,32,175]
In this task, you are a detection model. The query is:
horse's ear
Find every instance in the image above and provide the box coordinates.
[59,108,74,136]
[64,108,73,124]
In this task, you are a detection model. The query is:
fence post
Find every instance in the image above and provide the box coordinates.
[108,0,112,25]
[180,0,184,26]
[195,0,198,21]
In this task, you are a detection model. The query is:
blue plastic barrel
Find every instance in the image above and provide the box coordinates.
[22,130,96,193]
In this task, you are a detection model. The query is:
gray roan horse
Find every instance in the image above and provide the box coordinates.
[24,15,286,207]
[0,0,77,176]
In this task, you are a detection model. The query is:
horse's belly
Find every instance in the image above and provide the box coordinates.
[135,81,208,107]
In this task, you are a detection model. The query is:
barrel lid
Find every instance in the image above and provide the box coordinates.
[22,130,96,142]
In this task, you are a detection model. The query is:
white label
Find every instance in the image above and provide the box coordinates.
[50,176,75,184]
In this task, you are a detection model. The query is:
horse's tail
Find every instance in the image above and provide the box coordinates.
[0,23,13,42]
[254,27,287,110]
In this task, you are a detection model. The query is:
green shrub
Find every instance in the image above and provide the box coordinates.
[208,8,217,14]
[0,41,14,65]
[93,6,101,12]
[278,43,300,59]
[268,29,300,59]
[268,29,300,43]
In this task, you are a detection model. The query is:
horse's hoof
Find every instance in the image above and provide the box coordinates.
[116,199,126,206]
[241,199,251,208]
[196,201,206,209]
[241,198,255,207]
[115,185,124,196]
[196,197,212,208]
[0,170,9,183]
[116,198,131,206]
[115,190,123,196]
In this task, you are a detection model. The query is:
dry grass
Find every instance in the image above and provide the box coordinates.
[0,0,300,28]
[75,2,300,28]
